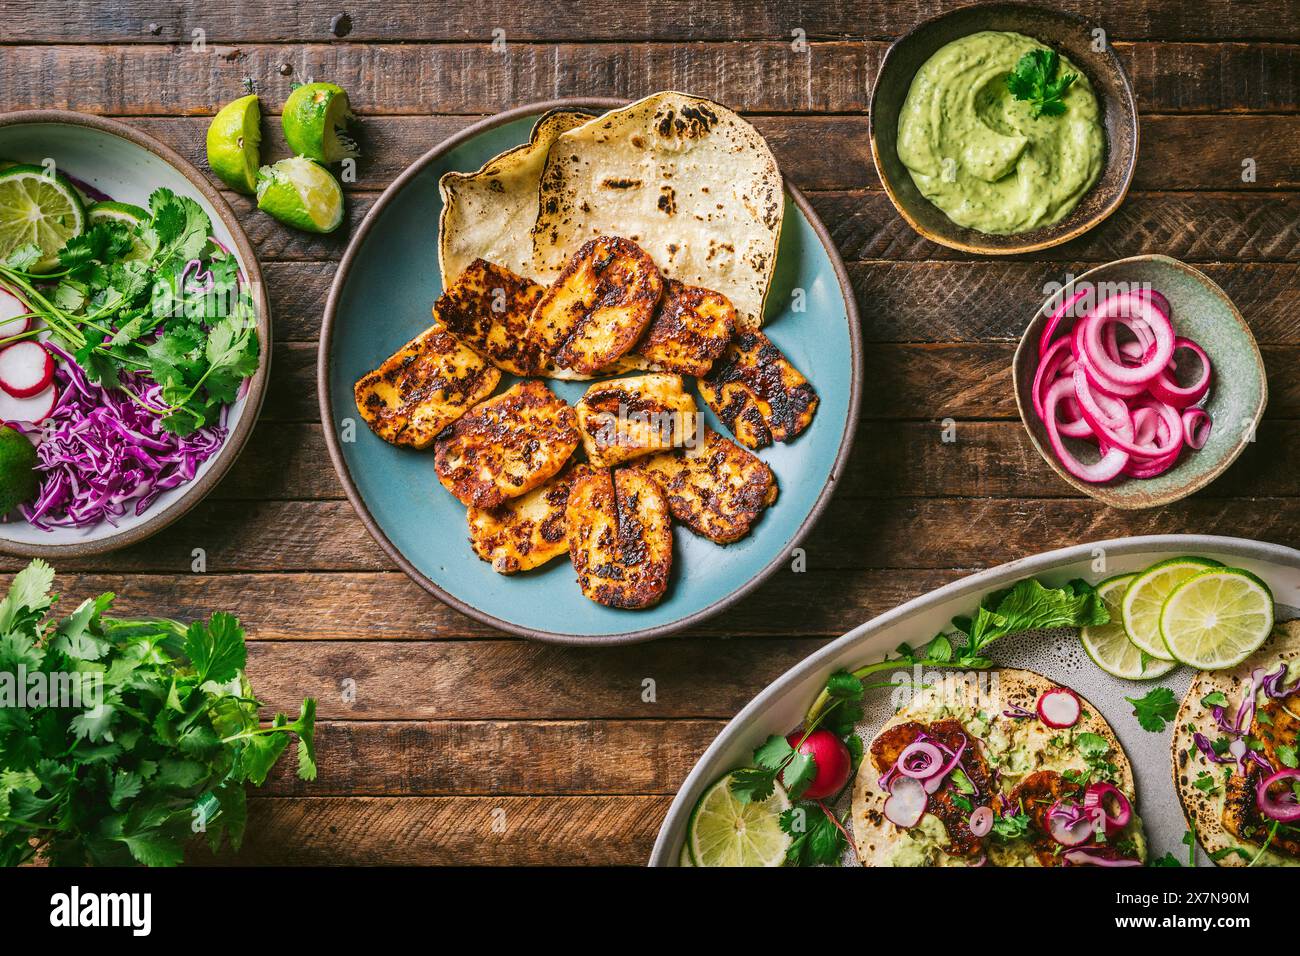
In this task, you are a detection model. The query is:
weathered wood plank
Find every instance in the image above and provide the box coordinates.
[44,569,969,640]
[11,0,1299,42]
[134,114,1300,195]
[217,419,1300,502]
[262,719,722,795]
[1,43,1294,116]
[7,496,1297,575]
[191,795,669,866]
[265,341,1300,424]
[264,259,1300,343]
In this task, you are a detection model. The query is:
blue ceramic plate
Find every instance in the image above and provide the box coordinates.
[320,100,862,644]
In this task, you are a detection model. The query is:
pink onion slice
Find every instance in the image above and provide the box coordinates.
[1083,782,1132,837]
[1032,335,1075,421]
[1148,337,1212,408]
[1063,848,1143,867]
[1081,292,1174,386]
[1043,377,1129,483]
[968,805,994,838]
[1182,408,1212,450]
[1256,769,1300,823]
[897,741,944,779]
[883,775,928,829]
[1038,287,1091,359]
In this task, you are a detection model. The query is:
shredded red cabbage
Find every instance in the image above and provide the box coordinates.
[18,345,226,530]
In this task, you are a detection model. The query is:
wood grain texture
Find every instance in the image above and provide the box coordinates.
[189,795,671,866]
[0,43,1294,116]
[8,0,1298,42]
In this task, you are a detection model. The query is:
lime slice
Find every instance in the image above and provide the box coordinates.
[678,843,693,867]
[1081,573,1178,680]
[282,82,359,164]
[87,201,151,262]
[0,164,86,272]
[207,94,262,195]
[1160,568,1275,670]
[255,157,345,234]
[687,774,792,867]
[0,425,38,515]
[1121,556,1223,662]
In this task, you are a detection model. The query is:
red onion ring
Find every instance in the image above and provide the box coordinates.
[1081,293,1174,386]
[1043,377,1130,483]
[1182,408,1212,450]
[1083,782,1133,837]
[1148,337,1212,408]
[1256,769,1300,823]
[1038,287,1091,358]
[897,741,944,779]
[968,806,994,838]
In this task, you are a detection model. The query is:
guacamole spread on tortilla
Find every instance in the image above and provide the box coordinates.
[896,31,1104,235]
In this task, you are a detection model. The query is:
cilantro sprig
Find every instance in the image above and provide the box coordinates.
[0,188,259,435]
[1126,687,1179,733]
[1005,48,1078,117]
[0,560,315,867]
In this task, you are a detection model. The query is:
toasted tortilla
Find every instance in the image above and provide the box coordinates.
[528,92,784,330]
[1172,619,1300,867]
[851,667,1139,867]
[438,109,593,286]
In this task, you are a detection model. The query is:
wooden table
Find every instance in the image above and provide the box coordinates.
[1,1,1296,865]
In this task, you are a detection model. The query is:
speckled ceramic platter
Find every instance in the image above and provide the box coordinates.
[1013,255,1267,509]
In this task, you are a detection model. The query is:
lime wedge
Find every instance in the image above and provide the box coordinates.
[1160,568,1275,671]
[207,94,262,195]
[255,157,344,234]
[1121,556,1223,662]
[282,82,359,164]
[678,843,693,867]
[87,201,151,262]
[687,774,792,867]
[1081,573,1178,680]
[0,164,86,272]
[0,424,38,515]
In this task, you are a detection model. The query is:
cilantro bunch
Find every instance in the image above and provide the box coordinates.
[1005,47,1078,117]
[0,187,259,435]
[0,561,315,867]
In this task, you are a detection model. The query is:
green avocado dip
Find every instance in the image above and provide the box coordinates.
[896,31,1104,235]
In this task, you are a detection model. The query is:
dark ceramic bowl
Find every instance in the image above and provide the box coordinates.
[1013,256,1267,509]
[870,2,1138,255]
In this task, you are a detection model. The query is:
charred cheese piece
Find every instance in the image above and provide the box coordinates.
[567,467,672,609]
[432,258,550,376]
[434,380,579,508]
[467,463,595,574]
[530,235,663,374]
[353,325,501,449]
[698,330,818,449]
[639,429,777,544]
[574,373,698,468]
[618,279,737,376]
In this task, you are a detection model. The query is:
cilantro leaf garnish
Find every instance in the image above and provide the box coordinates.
[1006,47,1078,117]
[1126,687,1179,732]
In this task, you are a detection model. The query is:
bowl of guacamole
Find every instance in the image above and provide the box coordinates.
[870,3,1138,255]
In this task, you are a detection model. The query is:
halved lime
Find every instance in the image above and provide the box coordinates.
[1121,556,1223,662]
[1161,568,1274,671]
[1081,573,1179,680]
[282,82,359,164]
[678,844,693,867]
[687,774,792,867]
[255,157,344,234]
[207,94,262,195]
[88,201,151,261]
[0,164,86,272]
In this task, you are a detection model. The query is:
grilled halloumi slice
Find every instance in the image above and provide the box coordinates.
[467,463,594,574]
[434,380,579,507]
[613,279,737,376]
[574,373,699,468]
[433,257,549,377]
[531,235,663,374]
[640,429,777,544]
[567,467,672,609]
[698,330,819,449]
[353,325,501,449]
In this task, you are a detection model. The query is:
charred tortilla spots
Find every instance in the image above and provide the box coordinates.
[700,329,818,449]
[566,466,672,610]
[434,380,579,508]
[531,236,663,374]
[353,325,501,449]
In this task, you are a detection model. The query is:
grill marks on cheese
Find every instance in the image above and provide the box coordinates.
[574,373,697,468]
[468,462,593,573]
[432,258,552,377]
[700,330,818,449]
[567,467,672,609]
[434,380,579,508]
[353,325,501,449]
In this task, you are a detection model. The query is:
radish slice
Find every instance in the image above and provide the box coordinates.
[0,381,57,424]
[0,289,29,340]
[968,806,994,838]
[883,775,928,829]
[1037,688,1081,728]
[1047,801,1094,846]
[0,342,54,398]
[1182,407,1212,449]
